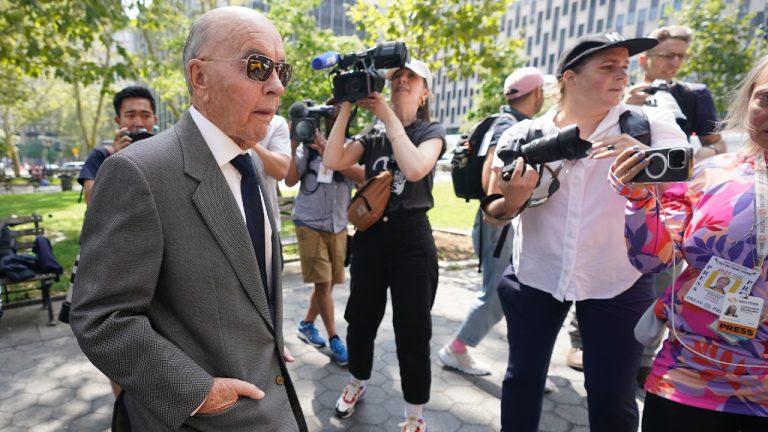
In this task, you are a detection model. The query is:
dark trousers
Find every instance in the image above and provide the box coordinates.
[497,268,654,432]
[643,393,768,432]
[345,211,439,404]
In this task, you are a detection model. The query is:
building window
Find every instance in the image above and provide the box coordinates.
[546,0,553,20]
[616,14,624,34]
[536,11,543,44]
[649,0,659,19]
[627,0,637,24]
[673,0,682,10]
[578,23,584,37]
[569,2,577,37]
[597,18,604,33]
[563,0,569,15]
[636,8,646,38]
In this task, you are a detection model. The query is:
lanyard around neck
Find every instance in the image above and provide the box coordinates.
[754,152,768,270]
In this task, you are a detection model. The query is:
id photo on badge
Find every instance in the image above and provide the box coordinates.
[704,273,735,295]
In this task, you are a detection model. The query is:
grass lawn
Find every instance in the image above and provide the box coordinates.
[1,191,85,298]
[0,182,476,298]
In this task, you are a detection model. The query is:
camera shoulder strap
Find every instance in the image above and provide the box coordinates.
[619,107,651,146]
[491,122,543,259]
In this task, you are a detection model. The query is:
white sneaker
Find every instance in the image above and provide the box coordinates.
[334,381,365,419]
[438,344,491,376]
[399,416,427,432]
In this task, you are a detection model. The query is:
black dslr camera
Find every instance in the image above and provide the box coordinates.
[331,42,409,102]
[123,128,153,142]
[645,79,687,128]
[289,100,336,144]
[497,124,592,181]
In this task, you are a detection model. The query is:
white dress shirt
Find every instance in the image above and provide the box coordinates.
[189,106,273,289]
[492,103,687,301]
[258,115,291,230]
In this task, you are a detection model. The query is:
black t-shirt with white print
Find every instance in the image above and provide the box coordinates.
[358,120,446,213]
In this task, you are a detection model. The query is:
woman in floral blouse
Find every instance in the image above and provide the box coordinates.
[610,55,768,431]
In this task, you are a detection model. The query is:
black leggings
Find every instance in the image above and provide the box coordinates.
[345,211,438,404]
[643,393,768,432]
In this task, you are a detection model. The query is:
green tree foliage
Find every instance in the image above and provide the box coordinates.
[670,0,767,114]
[346,0,525,128]
[265,0,364,118]
[464,38,527,125]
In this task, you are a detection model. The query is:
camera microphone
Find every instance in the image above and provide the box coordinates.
[311,51,341,70]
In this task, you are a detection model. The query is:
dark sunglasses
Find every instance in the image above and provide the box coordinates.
[200,54,292,87]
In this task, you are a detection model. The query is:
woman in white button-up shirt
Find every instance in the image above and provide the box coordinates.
[483,33,688,432]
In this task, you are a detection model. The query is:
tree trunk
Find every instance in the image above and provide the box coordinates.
[1,108,22,177]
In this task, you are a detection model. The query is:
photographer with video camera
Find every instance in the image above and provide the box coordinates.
[323,57,445,432]
[624,26,725,161]
[483,33,687,432]
[609,55,768,432]
[285,98,364,367]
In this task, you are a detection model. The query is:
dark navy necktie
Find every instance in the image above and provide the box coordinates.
[230,154,271,310]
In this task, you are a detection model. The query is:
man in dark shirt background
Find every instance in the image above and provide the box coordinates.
[624,25,725,161]
[77,86,157,204]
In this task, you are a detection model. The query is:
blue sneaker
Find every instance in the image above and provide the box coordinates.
[297,321,326,348]
[329,336,348,366]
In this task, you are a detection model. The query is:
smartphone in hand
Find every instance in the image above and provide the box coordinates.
[631,147,693,183]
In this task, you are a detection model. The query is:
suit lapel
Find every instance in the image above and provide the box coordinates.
[177,112,275,331]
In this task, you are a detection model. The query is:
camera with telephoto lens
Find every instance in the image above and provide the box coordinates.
[644,79,687,128]
[289,100,336,144]
[630,147,693,183]
[331,42,409,102]
[123,128,153,142]
[496,124,593,181]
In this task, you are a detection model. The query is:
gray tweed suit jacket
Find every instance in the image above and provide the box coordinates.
[70,111,307,431]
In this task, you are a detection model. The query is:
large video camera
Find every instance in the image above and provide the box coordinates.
[497,125,592,181]
[312,42,409,102]
[289,100,336,144]
[645,79,687,128]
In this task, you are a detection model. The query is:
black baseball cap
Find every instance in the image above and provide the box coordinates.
[556,31,658,77]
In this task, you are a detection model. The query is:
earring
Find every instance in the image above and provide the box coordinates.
[420,98,426,107]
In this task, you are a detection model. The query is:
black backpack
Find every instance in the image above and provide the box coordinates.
[451,114,513,202]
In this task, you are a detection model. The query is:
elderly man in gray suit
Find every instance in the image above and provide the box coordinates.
[70,6,307,431]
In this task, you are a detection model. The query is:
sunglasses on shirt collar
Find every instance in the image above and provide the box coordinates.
[200,53,292,87]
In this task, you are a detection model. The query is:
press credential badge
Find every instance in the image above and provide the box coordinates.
[683,256,759,316]
[716,294,764,340]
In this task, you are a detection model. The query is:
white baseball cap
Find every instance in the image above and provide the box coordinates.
[385,59,433,89]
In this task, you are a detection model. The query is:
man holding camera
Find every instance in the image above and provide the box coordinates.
[285,99,364,366]
[77,85,157,205]
[439,67,548,376]
[624,25,725,161]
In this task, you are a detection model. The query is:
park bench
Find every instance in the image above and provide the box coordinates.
[0,214,57,325]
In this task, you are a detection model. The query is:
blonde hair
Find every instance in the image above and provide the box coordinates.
[721,55,768,154]
[648,25,693,44]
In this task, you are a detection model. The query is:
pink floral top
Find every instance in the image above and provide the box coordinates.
[615,152,768,416]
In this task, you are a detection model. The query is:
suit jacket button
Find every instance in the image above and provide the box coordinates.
[275,375,284,385]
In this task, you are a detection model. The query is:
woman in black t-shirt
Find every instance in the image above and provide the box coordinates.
[324,59,445,431]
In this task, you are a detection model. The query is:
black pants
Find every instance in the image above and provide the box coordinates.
[643,393,768,432]
[498,269,655,432]
[345,211,438,404]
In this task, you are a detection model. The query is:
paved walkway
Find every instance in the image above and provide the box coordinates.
[0,262,645,431]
